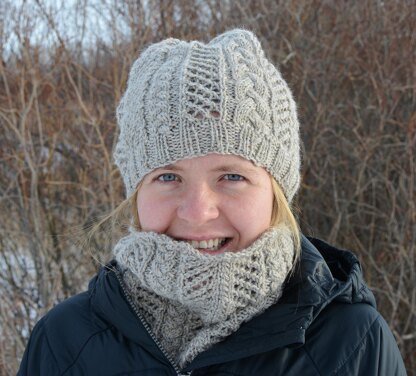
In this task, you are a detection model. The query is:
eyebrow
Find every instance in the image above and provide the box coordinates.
[154,163,260,175]
[155,164,182,171]
[211,164,260,175]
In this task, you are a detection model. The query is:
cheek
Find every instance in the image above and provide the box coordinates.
[244,197,273,229]
[228,188,273,241]
[137,194,174,232]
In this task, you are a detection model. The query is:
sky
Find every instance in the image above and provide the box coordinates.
[1,0,133,60]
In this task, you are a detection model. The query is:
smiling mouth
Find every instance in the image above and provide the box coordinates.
[183,238,231,252]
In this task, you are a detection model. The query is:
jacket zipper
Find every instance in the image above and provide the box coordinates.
[114,269,192,376]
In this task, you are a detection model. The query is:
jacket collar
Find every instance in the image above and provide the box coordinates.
[89,235,376,371]
[185,236,376,370]
[89,264,170,365]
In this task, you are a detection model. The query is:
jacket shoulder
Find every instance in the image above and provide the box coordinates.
[17,316,61,376]
[305,302,406,375]
[18,290,111,375]
[47,290,112,366]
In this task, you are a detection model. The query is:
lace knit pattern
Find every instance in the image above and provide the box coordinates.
[114,29,300,202]
[114,226,295,367]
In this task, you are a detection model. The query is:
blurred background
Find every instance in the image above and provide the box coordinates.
[0,0,415,374]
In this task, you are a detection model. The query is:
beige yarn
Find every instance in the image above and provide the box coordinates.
[114,226,295,367]
[114,29,301,202]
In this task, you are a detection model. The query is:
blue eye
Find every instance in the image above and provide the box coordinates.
[223,174,244,181]
[157,173,178,182]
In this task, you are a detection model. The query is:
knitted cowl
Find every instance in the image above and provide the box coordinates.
[114,225,295,367]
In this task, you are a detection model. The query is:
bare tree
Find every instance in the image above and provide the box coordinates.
[0,0,414,374]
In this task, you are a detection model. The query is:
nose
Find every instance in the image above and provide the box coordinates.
[177,183,219,225]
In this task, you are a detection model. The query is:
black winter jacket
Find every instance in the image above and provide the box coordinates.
[18,236,407,375]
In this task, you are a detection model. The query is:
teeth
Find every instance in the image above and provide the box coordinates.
[186,238,227,250]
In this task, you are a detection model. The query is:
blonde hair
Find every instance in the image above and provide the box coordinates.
[89,177,301,261]
[270,178,301,261]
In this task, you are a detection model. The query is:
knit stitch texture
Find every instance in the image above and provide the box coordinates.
[114,29,301,202]
[114,226,295,367]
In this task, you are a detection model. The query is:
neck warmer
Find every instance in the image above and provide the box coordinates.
[114,225,295,367]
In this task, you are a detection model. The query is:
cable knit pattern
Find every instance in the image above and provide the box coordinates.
[114,226,295,367]
[114,29,300,202]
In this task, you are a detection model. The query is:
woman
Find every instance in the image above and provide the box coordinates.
[18,29,406,375]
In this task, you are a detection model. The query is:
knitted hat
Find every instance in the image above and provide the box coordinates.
[114,29,301,202]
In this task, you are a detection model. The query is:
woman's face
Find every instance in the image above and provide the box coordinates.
[137,154,274,254]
